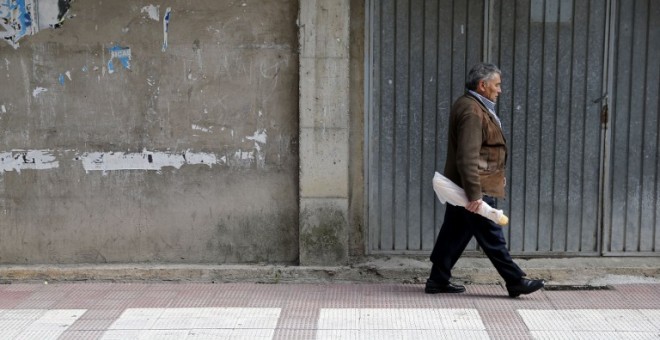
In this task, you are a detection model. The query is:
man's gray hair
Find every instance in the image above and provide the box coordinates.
[465,63,501,91]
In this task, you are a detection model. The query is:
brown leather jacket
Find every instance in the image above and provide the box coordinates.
[443,93,507,201]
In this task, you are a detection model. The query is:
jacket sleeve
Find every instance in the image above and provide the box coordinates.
[455,107,483,201]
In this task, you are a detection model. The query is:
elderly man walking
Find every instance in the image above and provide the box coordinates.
[426,63,544,298]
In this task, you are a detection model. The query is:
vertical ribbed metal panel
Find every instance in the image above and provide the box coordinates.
[605,0,660,255]
[368,0,658,256]
[488,0,608,255]
[368,0,485,253]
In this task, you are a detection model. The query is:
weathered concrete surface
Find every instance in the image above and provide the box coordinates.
[299,198,349,265]
[0,1,299,264]
[1,257,658,286]
[298,0,351,265]
[348,0,365,256]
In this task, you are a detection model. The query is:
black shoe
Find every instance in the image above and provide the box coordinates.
[425,279,465,294]
[506,278,545,297]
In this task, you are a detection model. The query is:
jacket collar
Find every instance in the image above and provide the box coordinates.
[467,90,497,113]
[465,91,490,113]
[464,92,504,131]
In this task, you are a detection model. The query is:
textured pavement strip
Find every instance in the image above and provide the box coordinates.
[315,308,490,339]
[0,282,657,339]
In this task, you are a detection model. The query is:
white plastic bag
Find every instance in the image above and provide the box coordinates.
[432,172,509,226]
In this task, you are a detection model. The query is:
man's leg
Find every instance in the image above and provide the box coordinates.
[467,196,544,297]
[466,196,525,284]
[429,204,474,284]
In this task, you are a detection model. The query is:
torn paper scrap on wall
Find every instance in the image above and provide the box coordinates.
[162,7,170,52]
[36,0,71,28]
[59,70,71,84]
[107,45,131,74]
[0,0,34,48]
[0,150,59,173]
[1,0,71,49]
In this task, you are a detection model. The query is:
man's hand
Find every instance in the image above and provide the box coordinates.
[465,199,483,213]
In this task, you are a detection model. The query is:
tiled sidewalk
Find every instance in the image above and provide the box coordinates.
[0,282,658,339]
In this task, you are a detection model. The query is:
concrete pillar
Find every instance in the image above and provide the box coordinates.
[298,0,350,265]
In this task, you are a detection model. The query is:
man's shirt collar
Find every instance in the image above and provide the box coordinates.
[468,90,496,113]
[468,90,502,128]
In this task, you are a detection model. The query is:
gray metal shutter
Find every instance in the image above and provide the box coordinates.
[367,0,659,256]
[604,0,660,255]
[368,0,486,253]
[488,0,608,255]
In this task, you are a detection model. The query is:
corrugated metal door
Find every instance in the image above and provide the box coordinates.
[604,0,660,255]
[367,0,659,256]
[487,0,608,255]
[367,0,488,253]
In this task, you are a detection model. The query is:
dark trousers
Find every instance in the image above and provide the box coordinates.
[429,196,525,285]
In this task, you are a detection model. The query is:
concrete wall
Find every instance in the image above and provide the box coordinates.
[0,0,300,264]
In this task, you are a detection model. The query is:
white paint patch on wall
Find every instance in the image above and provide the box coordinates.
[234,150,254,161]
[245,129,268,164]
[182,152,218,166]
[246,130,267,167]
[79,149,218,173]
[32,87,48,97]
[246,129,267,144]
[192,124,211,133]
[0,150,59,173]
[141,5,159,21]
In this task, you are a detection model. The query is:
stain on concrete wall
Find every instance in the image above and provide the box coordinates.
[300,204,348,265]
[0,0,299,264]
[349,0,366,256]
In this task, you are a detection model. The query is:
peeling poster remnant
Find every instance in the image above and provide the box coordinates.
[0,148,271,174]
[79,150,218,173]
[162,7,170,52]
[107,45,131,74]
[0,0,34,48]
[0,0,72,49]
[0,150,59,173]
